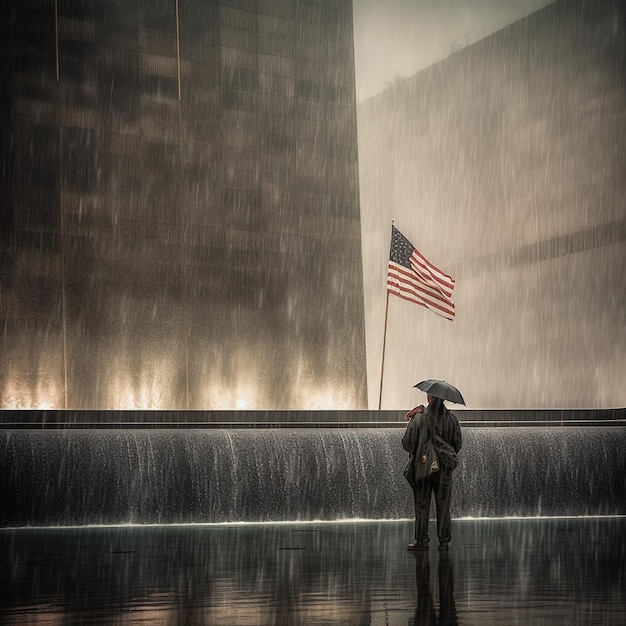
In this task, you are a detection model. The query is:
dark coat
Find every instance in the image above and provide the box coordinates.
[402,399,462,487]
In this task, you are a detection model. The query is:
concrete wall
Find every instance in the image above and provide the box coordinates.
[2,425,624,525]
[0,0,367,410]
[1,407,624,428]
[357,0,625,409]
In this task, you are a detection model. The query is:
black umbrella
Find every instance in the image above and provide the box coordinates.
[414,379,466,405]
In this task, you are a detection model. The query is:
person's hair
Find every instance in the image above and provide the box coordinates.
[426,397,447,436]
[428,397,446,420]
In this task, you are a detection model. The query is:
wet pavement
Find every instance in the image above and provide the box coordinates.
[1,517,624,625]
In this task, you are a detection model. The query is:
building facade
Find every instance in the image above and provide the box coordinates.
[0,0,367,409]
[358,0,625,409]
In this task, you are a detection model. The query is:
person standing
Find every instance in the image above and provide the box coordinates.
[403,394,462,552]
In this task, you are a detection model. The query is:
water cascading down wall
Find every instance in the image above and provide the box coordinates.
[1,411,624,527]
[0,0,367,411]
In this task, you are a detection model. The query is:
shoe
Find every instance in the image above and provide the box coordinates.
[438,543,449,552]
[407,541,428,552]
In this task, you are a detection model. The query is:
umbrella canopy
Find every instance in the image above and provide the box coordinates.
[414,379,466,405]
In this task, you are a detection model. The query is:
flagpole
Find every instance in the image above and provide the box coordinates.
[378,290,390,410]
[378,219,394,410]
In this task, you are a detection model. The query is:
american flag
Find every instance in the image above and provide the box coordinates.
[387,224,456,320]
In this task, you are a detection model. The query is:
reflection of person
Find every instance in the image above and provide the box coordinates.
[438,554,458,625]
[410,553,436,625]
[409,552,458,626]
[402,395,462,552]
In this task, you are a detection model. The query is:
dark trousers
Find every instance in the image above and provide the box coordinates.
[412,470,453,544]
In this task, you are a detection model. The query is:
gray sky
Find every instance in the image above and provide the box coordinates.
[353,0,556,103]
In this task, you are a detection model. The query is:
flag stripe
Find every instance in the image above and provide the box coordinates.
[411,251,455,297]
[412,248,454,287]
[386,225,456,320]
[387,288,454,321]
[410,259,454,301]
[387,266,454,316]
[387,263,455,320]
[387,279,455,320]
[388,262,453,307]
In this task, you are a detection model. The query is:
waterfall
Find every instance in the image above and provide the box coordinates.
[1,427,623,527]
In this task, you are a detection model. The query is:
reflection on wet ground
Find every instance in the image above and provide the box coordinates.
[1,517,624,625]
